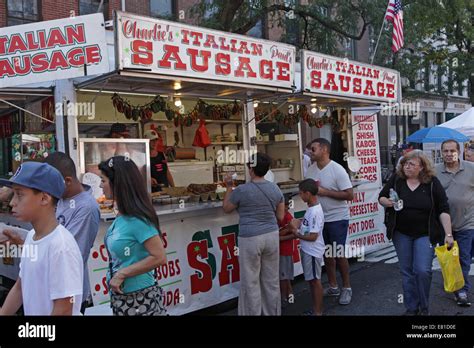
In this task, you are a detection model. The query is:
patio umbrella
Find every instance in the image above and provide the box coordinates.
[406,126,470,143]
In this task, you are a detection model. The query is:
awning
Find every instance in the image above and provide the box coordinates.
[0,87,54,117]
[75,69,294,102]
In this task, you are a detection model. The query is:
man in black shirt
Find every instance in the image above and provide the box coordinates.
[144,129,175,192]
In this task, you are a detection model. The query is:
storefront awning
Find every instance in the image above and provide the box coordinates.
[0,87,54,117]
[75,70,294,102]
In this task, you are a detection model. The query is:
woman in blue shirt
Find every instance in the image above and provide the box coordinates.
[99,156,167,315]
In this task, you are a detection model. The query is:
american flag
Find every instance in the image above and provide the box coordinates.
[385,0,404,53]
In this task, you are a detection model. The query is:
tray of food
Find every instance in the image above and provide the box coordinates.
[161,187,191,197]
[97,195,114,213]
[187,183,218,195]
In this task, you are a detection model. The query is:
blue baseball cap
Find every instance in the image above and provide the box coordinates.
[0,162,65,199]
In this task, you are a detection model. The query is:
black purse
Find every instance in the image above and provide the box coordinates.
[109,283,167,316]
[105,232,167,316]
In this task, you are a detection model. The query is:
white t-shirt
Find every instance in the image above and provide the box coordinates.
[299,204,325,258]
[305,160,353,222]
[19,224,83,315]
[303,154,312,178]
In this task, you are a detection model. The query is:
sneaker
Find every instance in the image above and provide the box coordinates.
[339,288,352,305]
[403,309,419,316]
[323,286,340,297]
[454,292,471,307]
[419,309,430,316]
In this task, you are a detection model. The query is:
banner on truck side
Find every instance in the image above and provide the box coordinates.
[0,14,109,88]
[88,207,304,315]
[115,11,296,90]
[302,50,400,103]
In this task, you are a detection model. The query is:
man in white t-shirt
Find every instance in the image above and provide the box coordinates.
[305,138,354,305]
[0,162,83,315]
[290,179,325,315]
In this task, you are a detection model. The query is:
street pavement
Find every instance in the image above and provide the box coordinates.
[209,243,474,316]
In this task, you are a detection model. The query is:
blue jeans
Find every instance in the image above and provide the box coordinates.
[453,229,474,294]
[392,231,434,312]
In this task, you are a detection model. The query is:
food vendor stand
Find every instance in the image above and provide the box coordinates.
[0,14,110,294]
[70,11,304,315]
[296,50,402,254]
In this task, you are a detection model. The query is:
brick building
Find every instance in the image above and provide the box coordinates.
[0,0,368,62]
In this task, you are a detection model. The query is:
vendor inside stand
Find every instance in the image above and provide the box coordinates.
[144,129,175,192]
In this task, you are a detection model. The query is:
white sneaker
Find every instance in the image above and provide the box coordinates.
[339,288,352,305]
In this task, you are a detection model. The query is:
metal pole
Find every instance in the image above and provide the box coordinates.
[0,99,54,124]
[370,19,386,65]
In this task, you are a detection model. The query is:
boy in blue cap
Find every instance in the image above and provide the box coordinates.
[0,162,83,315]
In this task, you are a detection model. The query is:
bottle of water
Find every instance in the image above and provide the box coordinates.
[389,188,399,202]
[389,188,403,211]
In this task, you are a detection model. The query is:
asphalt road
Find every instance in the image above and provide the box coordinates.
[211,243,474,316]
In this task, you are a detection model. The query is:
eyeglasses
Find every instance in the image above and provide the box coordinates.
[403,162,420,168]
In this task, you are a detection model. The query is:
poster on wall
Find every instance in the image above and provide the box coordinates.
[11,134,56,162]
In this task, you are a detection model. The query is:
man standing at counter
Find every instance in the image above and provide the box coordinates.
[144,129,175,192]
[436,140,474,307]
[305,138,354,305]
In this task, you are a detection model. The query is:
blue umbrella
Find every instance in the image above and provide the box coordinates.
[406,126,470,143]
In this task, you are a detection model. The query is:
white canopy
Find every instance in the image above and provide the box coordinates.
[440,107,474,137]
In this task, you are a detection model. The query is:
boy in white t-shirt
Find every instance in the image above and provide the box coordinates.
[0,162,83,315]
[290,179,325,315]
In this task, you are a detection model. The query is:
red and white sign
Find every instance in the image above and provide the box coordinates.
[302,50,400,103]
[347,107,388,254]
[88,202,306,315]
[348,189,387,254]
[0,14,109,88]
[116,11,295,90]
[351,107,383,187]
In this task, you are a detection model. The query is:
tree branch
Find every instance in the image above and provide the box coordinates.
[218,0,245,31]
[233,4,369,41]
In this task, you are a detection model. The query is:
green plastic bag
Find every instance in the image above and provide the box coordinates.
[435,241,465,293]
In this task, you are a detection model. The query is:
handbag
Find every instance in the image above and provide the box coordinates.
[435,241,465,293]
[109,283,167,316]
[105,231,167,316]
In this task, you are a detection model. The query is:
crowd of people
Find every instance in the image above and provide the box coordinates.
[0,152,168,316]
[0,135,472,316]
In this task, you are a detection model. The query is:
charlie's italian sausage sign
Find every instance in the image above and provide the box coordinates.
[301,50,400,103]
[116,11,295,90]
[0,14,109,88]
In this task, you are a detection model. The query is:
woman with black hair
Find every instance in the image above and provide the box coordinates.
[223,152,285,315]
[99,156,167,316]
